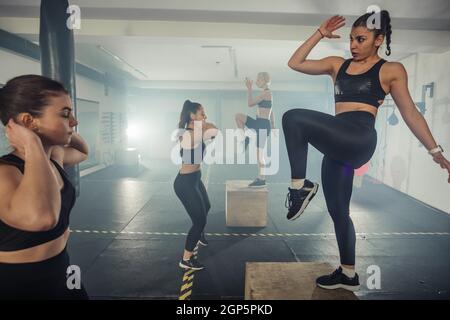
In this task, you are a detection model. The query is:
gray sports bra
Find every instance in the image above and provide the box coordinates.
[258,100,272,109]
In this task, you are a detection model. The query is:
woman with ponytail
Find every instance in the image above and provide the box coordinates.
[0,75,89,299]
[173,100,218,270]
[282,10,450,291]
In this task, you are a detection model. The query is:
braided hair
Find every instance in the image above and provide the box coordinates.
[353,10,392,56]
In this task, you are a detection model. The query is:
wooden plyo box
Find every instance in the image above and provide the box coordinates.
[226,180,267,227]
[245,262,358,300]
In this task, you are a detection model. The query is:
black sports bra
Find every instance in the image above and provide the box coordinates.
[0,154,75,252]
[179,128,206,164]
[334,58,387,108]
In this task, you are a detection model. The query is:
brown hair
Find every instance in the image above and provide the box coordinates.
[0,74,69,126]
[178,99,201,129]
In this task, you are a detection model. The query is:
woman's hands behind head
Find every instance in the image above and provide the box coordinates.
[5,119,41,155]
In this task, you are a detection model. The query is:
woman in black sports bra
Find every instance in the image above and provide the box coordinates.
[283,11,450,291]
[0,75,89,299]
[235,72,276,187]
[174,100,218,271]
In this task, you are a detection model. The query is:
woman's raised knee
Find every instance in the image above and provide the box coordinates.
[282,108,306,128]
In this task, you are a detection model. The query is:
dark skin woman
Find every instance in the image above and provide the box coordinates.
[283,12,449,291]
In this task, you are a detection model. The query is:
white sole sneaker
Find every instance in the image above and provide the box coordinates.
[288,182,319,221]
[316,283,360,292]
[197,240,208,247]
[249,184,266,188]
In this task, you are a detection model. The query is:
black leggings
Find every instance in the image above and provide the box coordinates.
[282,109,377,265]
[0,248,89,300]
[174,170,211,252]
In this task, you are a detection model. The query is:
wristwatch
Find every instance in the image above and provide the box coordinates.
[428,145,444,155]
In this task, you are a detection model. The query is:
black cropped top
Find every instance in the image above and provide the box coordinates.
[0,154,75,252]
[334,58,387,108]
[179,128,206,164]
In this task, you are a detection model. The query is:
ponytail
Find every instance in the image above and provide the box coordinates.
[178,99,201,129]
[381,10,392,56]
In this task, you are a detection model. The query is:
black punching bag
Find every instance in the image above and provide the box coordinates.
[40,0,80,196]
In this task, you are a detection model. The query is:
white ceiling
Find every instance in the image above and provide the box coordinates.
[1,0,450,20]
[0,0,449,88]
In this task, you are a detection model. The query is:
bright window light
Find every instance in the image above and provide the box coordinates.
[126,125,141,138]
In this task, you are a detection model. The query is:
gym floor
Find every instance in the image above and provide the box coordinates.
[68,159,450,300]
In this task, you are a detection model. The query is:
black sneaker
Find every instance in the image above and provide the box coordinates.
[316,267,360,291]
[285,179,319,220]
[198,233,208,247]
[248,178,266,188]
[179,257,205,271]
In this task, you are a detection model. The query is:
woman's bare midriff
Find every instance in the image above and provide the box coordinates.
[335,102,378,118]
[0,228,70,264]
[179,164,201,174]
[258,107,271,119]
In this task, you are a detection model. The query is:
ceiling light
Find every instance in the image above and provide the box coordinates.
[97,45,149,80]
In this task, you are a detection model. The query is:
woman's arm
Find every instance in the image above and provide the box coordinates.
[247,92,269,107]
[0,120,61,231]
[389,62,450,182]
[52,132,89,167]
[245,78,270,107]
[389,63,439,150]
[181,121,218,149]
[288,15,345,75]
[203,122,218,141]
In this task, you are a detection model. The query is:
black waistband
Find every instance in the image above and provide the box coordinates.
[0,247,68,268]
[176,170,202,178]
[335,111,376,129]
